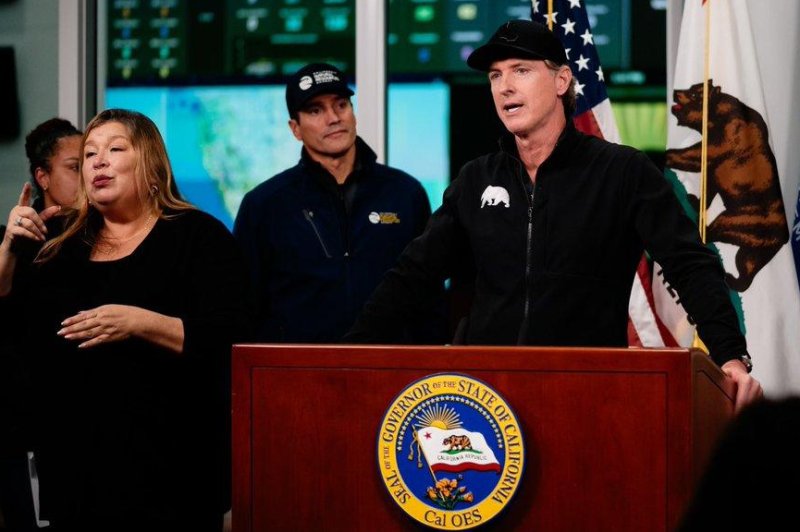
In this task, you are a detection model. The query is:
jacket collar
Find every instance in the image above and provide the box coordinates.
[299,136,376,187]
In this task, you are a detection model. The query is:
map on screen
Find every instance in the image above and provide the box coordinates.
[106,82,449,228]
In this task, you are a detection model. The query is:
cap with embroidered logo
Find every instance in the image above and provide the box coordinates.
[467,19,568,72]
[285,63,354,118]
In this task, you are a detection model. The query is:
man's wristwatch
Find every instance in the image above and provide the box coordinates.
[737,354,753,373]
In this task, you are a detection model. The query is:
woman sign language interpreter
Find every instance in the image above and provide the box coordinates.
[26,109,248,531]
[52,118,182,352]
[0,117,81,532]
[0,117,82,296]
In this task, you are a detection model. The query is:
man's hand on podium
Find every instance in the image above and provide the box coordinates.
[722,359,764,413]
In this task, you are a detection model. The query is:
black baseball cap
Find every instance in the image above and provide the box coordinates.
[285,63,354,118]
[467,20,567,71]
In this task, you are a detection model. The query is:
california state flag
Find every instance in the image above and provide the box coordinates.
[652,0,800,395]
[416,427,501,474]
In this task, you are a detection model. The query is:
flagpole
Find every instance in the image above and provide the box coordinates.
[547,0,554,30]
[699,0,711,245]
[694,0,712,353]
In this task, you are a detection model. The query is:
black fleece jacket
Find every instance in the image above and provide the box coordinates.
[347,124,747,367]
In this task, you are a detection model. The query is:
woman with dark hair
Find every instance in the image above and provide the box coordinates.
[1,117,82,312]
[24,117,82,211]
[0,117,81,531]
[1,118,81,293]
[2,109,248,531]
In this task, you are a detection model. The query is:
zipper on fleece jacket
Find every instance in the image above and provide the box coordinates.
[518,185,535,345]
[502,131,565,344]
[302,209,333,258]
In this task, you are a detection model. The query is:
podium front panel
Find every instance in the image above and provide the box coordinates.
[232,346,733,531]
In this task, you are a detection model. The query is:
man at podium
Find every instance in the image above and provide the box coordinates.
[346,20,762,411]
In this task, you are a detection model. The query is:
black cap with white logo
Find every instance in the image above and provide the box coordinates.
[285,63,354,118]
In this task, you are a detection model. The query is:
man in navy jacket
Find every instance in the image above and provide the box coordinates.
[234,63,442,344]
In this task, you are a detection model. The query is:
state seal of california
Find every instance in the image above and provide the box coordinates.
[377,373,525,530]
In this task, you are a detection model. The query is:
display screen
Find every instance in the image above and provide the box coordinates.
[107,0,664,83]
[388,0,664,78]
[107,0,355,85]
[105,81,450,228]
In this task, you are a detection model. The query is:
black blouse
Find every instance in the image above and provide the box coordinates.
[26,209,248,524]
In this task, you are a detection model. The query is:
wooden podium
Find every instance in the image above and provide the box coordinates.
[232,346,734,531]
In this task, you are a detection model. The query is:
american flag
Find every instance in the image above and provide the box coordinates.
[530,0,674,347]
[530,0,619,141]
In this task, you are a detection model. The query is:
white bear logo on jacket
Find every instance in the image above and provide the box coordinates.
[480,185,511,208]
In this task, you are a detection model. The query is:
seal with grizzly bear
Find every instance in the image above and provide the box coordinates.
[666,79,788,292]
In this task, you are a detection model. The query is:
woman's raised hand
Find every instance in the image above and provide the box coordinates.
[3,183,61,246]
